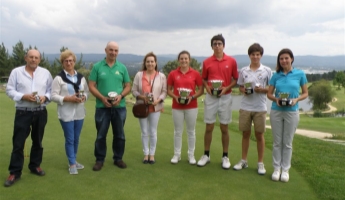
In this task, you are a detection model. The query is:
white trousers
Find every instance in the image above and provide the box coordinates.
[270,110,299,171]
[172,108,198,156]
[139,111,161,156]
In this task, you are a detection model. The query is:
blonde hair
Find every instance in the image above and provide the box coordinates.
[60,50,77,64]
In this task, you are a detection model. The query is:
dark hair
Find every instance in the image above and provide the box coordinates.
[177,50,191,60]
[276,48,294,73]
[211,34,225,47]
[248,43,264,55]
[141,52,158,71]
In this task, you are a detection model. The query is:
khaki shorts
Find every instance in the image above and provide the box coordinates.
[238,109,267,133]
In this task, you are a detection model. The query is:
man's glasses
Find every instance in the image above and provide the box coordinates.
[212,42,223,47]
[64,59,74,63]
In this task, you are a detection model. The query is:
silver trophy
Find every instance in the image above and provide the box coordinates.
[146,93,154,104]
[178,88,191,104]
[210,80,223,96]
[108,91,118,104]
[278,92,292,106]
[78,90,85,99]
[244,82,253,95]
[32,91,40,104]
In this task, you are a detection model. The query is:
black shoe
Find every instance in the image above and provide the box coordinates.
[143,160,149,164]
[148,160,155,164]
[114,160,127,169]
[30,167,45,176]
[4,174,20,187]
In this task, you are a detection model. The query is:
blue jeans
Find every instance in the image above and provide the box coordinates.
[9,108,47,177]
[94,107,126,162]
[59,119,84,165]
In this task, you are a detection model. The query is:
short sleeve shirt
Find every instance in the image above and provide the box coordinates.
[201,53,238,94]
[269,68,308,111]
[238,64,273,112]
[167,67,203,109]
[89,59,130,108]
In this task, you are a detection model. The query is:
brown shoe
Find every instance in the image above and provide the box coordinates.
[114,160,127,169]
[93,161,103,171]
[4,174,20,187]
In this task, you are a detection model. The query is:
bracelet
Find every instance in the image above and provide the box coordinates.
[191,95,195,100]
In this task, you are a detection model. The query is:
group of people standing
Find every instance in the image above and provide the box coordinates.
[4,34,308,187]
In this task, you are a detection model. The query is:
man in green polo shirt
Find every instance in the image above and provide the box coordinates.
[88,41,131,171]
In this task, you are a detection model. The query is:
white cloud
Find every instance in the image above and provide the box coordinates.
[1,0,344,56]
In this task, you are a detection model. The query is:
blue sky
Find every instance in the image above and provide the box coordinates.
[1,0,344,56]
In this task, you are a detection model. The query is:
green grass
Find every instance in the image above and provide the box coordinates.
[0,92,344,199]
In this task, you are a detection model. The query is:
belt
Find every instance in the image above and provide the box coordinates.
[16,107,46,111]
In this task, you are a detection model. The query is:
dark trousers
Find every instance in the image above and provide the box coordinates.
[94,107,126,162]
[8,108,48,177]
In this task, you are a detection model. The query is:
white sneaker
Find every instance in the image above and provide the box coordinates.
[76,162,84,170]
[188,155,196,165]
[257,163,266,175]
[170,155,181,164]
[233,160,248,170]
[222,157,231,169]
[272,169,281,181]
[280,170,289,182]
[197,155,210,167]
[69,166,78,175]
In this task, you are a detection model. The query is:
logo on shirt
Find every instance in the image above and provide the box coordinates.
[176,75,180,80]
[225,65,229,68]
[101,72,106,76]
[115,71,120,75]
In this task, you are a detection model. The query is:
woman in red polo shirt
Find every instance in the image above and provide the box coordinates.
[167,50,204,165]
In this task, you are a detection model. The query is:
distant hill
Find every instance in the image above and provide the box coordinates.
[44,53,345,76]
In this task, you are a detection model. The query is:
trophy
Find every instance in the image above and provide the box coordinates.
[108,91,118,104]
[32,91,40,104]
[244,82,253,95]
[210,80,223,96]
[78,90,85,98]
[178,88,191,104]
[278,92,292,106]
[146,93,154,104]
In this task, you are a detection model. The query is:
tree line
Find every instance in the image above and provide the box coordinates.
[0,41,90,80]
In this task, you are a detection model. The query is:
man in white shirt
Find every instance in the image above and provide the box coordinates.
[233,43,272,175]
[4,49,53,187]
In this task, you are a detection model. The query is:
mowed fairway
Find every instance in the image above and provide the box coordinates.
[0,93,317,200]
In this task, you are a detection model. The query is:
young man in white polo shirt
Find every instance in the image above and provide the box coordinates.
[233,43,272,175]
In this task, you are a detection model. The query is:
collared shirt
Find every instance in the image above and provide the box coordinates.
[238,64,273,112]
[167,67,203,109]
[6,66,53,108]
[202,53,238,94]
[269,68,308,111]
[89,59,130,108]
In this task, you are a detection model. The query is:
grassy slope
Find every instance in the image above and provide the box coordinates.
[0,93,319,200]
